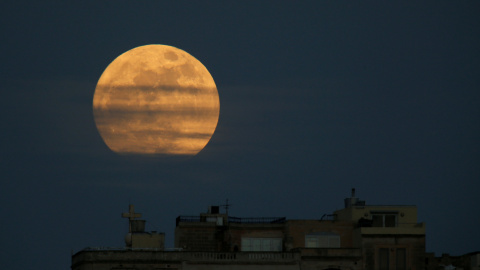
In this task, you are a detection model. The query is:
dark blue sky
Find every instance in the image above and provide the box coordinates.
[1,2,479,269]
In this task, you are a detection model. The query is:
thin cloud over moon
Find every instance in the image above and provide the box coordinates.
[93,45,220,156]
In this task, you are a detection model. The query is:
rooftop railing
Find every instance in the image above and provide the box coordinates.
[176,216,201,225]
[176,216,286,226]
[185,252,297,261]
[74,249,299,264]
[228,216,286,224]
[357,220,425,228]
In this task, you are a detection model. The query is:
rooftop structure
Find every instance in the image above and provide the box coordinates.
[71,189,440,270]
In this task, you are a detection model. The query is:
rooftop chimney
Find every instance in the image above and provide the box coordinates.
[344,188,358,208]
[344,188,366,208]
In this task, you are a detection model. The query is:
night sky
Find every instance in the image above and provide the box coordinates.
[1,2,479,270]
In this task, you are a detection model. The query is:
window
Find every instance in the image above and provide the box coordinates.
[241,238,282,251]
[305,232,340,248]
[372,212,397,227]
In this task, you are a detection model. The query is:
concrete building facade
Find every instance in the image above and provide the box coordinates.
[72,190,431,270]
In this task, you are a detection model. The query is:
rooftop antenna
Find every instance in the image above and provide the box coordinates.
[221,199,232,225]
[122,204,142,233]
[221,199,232,217]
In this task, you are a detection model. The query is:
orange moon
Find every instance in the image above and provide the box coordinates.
[93,45,220,156]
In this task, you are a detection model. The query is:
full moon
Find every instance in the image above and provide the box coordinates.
[93,45,220,156]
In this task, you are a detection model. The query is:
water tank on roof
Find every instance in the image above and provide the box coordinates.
[208,206,219,214]
[125,233,132,246]
[131,220,146,232]
[344,197,358,208]
[344,188,365,208]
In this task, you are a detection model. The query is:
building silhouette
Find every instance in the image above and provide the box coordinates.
[71,189,477,270]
